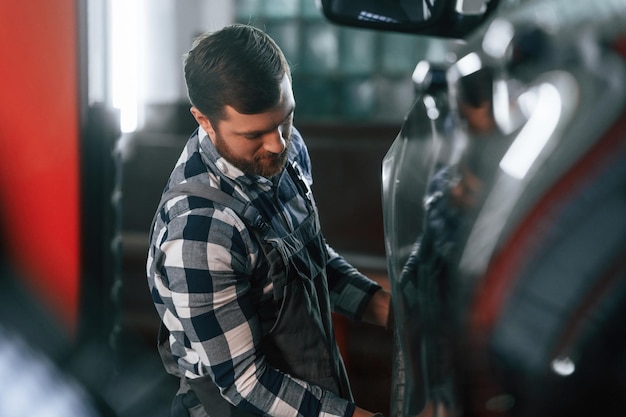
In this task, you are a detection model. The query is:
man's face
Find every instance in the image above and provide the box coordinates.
[192,74,295,178]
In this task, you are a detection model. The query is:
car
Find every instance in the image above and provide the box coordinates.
[320,1,626,416]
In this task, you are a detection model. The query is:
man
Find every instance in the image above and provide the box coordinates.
[147,24,390,417]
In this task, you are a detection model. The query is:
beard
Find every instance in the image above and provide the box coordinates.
[213,130,291,178]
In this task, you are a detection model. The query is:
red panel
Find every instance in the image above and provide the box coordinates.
[0,1,80,332]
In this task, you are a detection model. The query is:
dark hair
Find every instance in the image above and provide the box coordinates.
[184,24,291,122]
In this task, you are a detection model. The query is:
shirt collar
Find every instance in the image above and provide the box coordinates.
[197,126,274,188]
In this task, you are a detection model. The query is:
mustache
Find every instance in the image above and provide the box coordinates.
[255,152,281,161]
[256,138,291,160]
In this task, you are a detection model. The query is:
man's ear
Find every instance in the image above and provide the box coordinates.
[190,107,216,140]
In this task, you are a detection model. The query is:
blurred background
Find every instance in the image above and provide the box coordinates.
[0,0,456,415]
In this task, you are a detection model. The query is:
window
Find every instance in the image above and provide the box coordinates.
[235,0,443,123]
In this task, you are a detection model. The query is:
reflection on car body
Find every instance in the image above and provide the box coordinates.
[323,0,626,416]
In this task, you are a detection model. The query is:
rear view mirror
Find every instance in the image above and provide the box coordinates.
[320,0,499,39]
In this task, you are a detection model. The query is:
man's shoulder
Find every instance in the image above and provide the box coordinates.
[290,126,306,153]
[289,127,313,181]
[156,184,250,242]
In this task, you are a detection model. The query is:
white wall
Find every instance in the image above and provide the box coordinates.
[142,0,234,104]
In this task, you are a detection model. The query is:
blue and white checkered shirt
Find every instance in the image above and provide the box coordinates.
[147,126,381,417]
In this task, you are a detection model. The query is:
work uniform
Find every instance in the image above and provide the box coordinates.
[147,127,381,417]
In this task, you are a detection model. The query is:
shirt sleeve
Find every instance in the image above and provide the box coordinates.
[154,202,354,417]
[325,245,382,321]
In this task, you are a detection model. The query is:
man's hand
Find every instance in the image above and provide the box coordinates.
[361,288,392,329]
[352,406,386,417]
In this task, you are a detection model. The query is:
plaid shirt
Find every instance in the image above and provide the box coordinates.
[147,126,381,417]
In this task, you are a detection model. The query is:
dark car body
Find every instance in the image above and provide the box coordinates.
[322,1,626,416]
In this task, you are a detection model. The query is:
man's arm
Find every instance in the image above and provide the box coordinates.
[325,245,392,327]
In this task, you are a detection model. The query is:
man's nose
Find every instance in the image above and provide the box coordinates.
[263,128,286,154]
